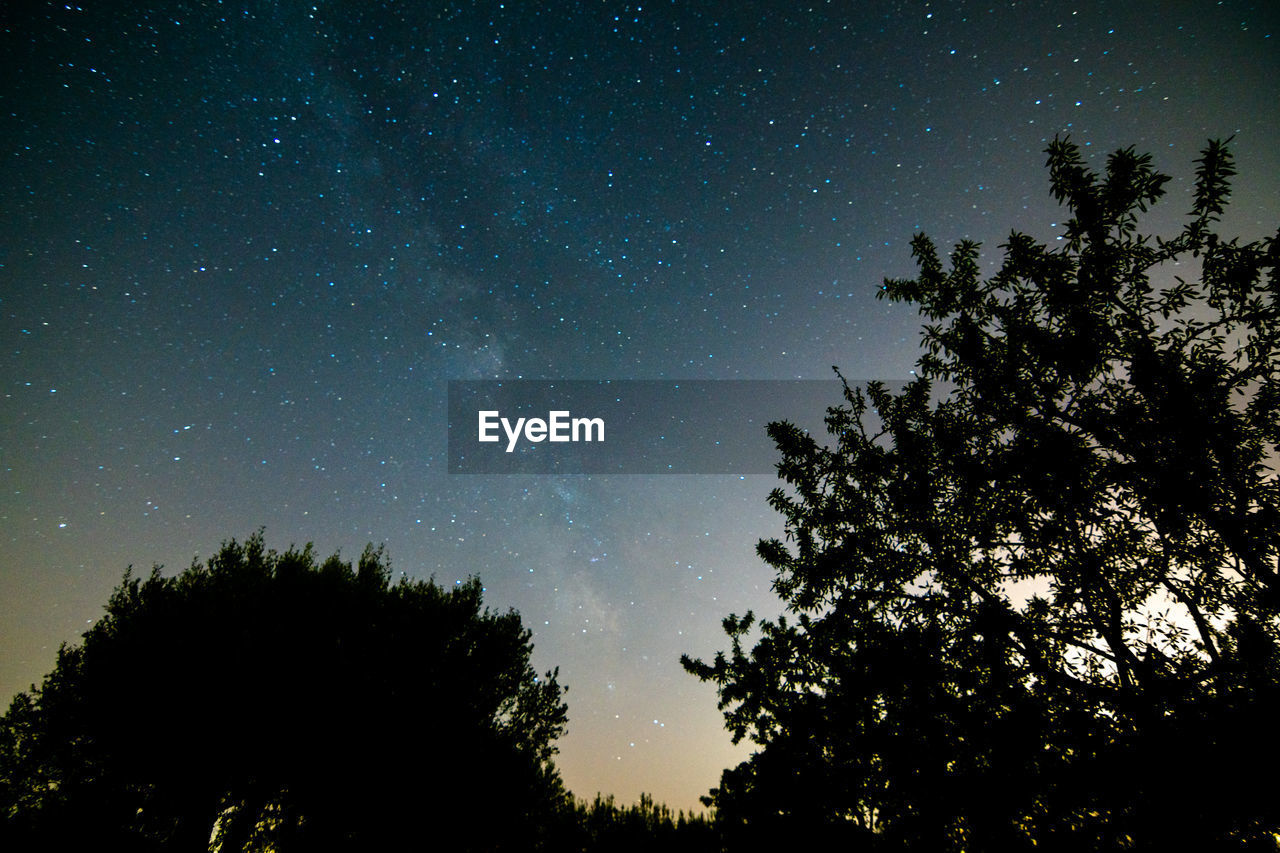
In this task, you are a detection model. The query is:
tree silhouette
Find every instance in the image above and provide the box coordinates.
[0,531,569,851]
[684,138,1280,850]
[560,792,716,853]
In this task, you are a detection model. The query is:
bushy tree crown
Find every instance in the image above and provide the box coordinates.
[685,137,1280,850]
[1,532,568,851]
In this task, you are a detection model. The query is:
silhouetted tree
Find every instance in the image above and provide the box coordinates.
[685,138,1280,850]
[0,531,569,851]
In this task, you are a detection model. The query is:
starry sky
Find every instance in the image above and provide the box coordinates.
[2,0,1277,811]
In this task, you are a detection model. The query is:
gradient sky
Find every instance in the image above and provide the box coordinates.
[3,0,1277,811]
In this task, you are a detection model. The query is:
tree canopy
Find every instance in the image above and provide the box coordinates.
[684,137,1280,850]
[0,532,569,851]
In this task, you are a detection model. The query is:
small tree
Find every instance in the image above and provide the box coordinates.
[1,531,569,851]
[685,138,1280,850]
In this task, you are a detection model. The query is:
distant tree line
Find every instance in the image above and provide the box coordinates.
[558,793,715,853]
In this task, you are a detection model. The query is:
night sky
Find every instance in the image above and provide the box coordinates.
[3,0,1277,811]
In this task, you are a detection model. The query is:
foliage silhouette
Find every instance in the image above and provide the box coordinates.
[0,531,569,851]
[684,137,1280,850]
[557,792,716,853]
